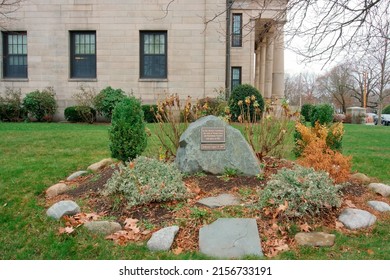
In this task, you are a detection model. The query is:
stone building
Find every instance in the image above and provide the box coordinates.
[0,0,287,119]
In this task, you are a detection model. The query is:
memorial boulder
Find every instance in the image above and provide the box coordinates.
[175,115,262,176]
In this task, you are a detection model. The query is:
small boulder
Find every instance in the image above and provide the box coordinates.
[368,183,390,197]
[367,201,390,212]
[84,221,122,235]
[338,208,376,230]
[87,158,114,173]
[45,183,71,199]
[46,200,80,220]
[295,232,335,247]
[147,226,179,251]
[197,194,241,208]
[350,173,371,184]
[67,170,88,181]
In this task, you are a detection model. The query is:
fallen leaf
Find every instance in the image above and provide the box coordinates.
[271,223,279,231]
[299,223,311,232]
[335,221,344,229]
[275,244,289,252]
[367,249,374,255]
[345,200,356,208]
[124,218,139,230]
[172,247,183,255]
[141,230,151,235]
[58,226,74,235]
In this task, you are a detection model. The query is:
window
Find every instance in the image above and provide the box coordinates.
[70,31,96,79]
[2,32,27,78]
[140,31,167,79]
[231,67,241,90]
[232,13,242,47]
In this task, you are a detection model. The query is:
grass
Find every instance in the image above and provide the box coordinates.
[0,122,389,259]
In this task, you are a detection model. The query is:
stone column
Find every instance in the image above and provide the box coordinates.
[255,46,261,90]
[259,38,266,96]
[264,34,274,100]
[272,28,285,103]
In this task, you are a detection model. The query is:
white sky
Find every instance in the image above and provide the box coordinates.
[284,48,327,75]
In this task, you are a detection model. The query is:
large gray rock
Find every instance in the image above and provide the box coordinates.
[350,173,371,184]
[199,218,263,259]
[338,208,376,230]
[175,116,262,176]
[67,170,88,181]
[147,226,179,251]
[367,201,390,212]
[295,232,335,247]
[46,200,80,220]
[197,194,241,208]
[87,158,114,173]
[368,183,390,197]
[84,221,122,235]
[45,183,71,199]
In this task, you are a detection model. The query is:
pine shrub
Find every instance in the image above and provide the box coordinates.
[300,103,314,122]
[310,103,334,126]
[103,156,190,207]
[94,86,127,119]
[228,84,264,122]
[64,106,96,123]
[109,97,147,162]
[22,87,57,121]
[141,104,158,123]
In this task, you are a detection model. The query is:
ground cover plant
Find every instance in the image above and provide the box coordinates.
[0,122,389,260]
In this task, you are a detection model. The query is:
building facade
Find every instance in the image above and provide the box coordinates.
[0,0,287,119]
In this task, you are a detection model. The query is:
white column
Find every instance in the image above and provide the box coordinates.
[264,34,274,100]
[255,46,261,90]
[259,39,266,96]
[272,28,285,102]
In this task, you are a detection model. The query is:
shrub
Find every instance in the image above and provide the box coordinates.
[228,84,264,122]
[94,86,127,119]
[22,87,57,121]
[300,103,314,122]
[382,104,390,114]
[196,97,228,117]
[258,165,342,219]
[72,84,98,123]
[310,103,334,126]
[103,156,190,207]
[64,106,96,123]
[0,88,24,121]
[109,97,147,162]
[333,113,346,123]
[141,104,158,123]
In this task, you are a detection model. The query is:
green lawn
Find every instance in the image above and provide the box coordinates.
[0,122,389,259]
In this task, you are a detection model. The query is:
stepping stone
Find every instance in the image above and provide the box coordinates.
[67,170,88,181]
[199,218,263,259]
[84,221,122,235]
[147,226,179,251]
[87,158,114,172]
[338,208,376,230]
[197,193,241,208]
[367,201,390,212]
[45,183,71,199]
[368,183,390,197]
[295,232,335,247]
[46,200,80,220]
[350,173,371,184]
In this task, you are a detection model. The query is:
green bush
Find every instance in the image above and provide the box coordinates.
[197,97,228,117]
[300,103,314,122]
[64,106,96,123]
[94,86,127,119]
[141,104,158,123]
[228,84,264,122]
[22,87,57,122]
[103,156,190,207]
[109,97,147,162]
[258,165,342,218]
[310,103,334,126]
[382,105,390,114]
[0,88,25,122]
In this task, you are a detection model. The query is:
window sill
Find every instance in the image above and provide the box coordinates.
[1,78,29,82]
[138,78,168,82]
[68,78,97,82]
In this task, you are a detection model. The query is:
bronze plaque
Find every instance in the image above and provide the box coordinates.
[201,127,226,143]
[201,144,226,151]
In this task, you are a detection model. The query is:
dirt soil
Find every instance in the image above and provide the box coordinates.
[46,156,388,258]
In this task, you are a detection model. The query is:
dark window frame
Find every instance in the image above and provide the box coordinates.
[2,31,28,79]
[232,13,242,47]
[231,66,242,90]
[70,31,96,79]
[140,31,167,79]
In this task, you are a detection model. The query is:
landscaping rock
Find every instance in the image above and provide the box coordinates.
[199,218,263,259]
[175,115,262,176]
[67,170,88,181]
[45,183,71,199]
[84,221,122,235]
[295,232,335,247]
[367,201,390,212]
[87,158,114,173]
[147,226,179,251]
[197,193,241,208]
[350,173,371,184]
[46,200,80,220]
[338,208,376,230]
[368,183,390,197]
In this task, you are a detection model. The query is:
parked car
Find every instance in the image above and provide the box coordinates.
[374,114,390,126]
[366,113,377,124]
